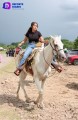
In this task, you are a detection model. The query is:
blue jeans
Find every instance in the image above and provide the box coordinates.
[18,43,36,68]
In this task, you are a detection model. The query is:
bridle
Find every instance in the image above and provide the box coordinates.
[43,42,64,67]
[50,42,63,54]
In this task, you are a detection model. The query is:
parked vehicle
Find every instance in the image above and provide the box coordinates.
[67,50,78,65]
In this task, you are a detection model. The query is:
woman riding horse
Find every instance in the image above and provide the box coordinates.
[14,22,63,76]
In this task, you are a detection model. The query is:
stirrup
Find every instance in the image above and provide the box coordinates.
[56,67,63,73]
[51,63,63,73]
[14,69,22,76]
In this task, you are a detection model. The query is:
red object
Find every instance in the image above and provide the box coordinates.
[15,47,21,54]
[68,55,78,65]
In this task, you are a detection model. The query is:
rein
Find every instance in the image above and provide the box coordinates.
[50,43,63,52]
[43,42,63,67]
[50,43,64,63]
[43,43,54,68]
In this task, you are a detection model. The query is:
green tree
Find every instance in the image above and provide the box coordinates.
[7,45,16,49]
[11,42,19,47]
[0,43,7,49]
[74,37,78,49]
[62,39,74,49]
[44,37,50,40]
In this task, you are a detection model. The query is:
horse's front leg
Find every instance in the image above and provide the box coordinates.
[34,76,46,109]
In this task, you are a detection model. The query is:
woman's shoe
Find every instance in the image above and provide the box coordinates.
[51,63,63,73]
[14,68,22,76]
[56,66,63,73]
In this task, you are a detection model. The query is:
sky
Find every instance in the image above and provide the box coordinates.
[0,0,78,44]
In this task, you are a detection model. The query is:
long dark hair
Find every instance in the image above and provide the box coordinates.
[27,22,38,33]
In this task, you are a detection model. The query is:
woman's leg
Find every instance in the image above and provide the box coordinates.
[18,47,32,68]
[14,43,35,76]
[18,43,35,68]
[51,60,63,73]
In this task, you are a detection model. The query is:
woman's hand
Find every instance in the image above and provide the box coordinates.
[18,43,22,47]
[39,36,49,44]
[18,36,28,47]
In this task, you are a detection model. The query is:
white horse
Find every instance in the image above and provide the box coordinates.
[16,35,66,109]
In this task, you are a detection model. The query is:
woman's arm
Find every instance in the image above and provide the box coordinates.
[18,36,28,47]
[39,36,49,44]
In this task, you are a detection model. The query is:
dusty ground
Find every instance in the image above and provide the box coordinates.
[0,54,78,120]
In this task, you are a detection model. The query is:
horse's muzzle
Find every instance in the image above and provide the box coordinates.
[61,56,66,61]
[58,55,66,62]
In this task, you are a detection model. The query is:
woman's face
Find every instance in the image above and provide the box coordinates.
[32,23,38,32]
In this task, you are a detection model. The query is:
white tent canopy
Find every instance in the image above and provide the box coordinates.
[0,47,4,50]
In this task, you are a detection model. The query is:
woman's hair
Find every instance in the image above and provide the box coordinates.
[27,22,38,33]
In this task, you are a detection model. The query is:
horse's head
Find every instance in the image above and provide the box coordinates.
[50,35,66,62]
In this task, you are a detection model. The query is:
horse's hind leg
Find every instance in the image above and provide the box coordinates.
[17,70,30,102]
[17,81,20,99]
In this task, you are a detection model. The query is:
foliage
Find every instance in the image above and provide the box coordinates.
[45,37,74,50]
[44,37,50,40]
[1,36,78,50]
[11,42,28,49]
[0,43,7,49]
[74,37,78,49]
[7,45,16,50]
[62,39,74,49]
[11,42,19,47]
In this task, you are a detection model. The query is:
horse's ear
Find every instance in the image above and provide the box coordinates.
[50,35,54,39]
[50,35,54,43]
[50,35,52,38]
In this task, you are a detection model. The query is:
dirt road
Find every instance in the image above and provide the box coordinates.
[0,55,78,120]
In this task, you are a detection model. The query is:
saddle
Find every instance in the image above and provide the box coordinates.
[19,48,39,76]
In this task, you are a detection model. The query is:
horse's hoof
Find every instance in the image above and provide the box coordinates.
[25,102,35,111]
[26,103,34,111]
[26,98,32,103]
[17,94,19,100]
[34,100,37,104]
[37,103,44,109]
[26,105,34,111]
